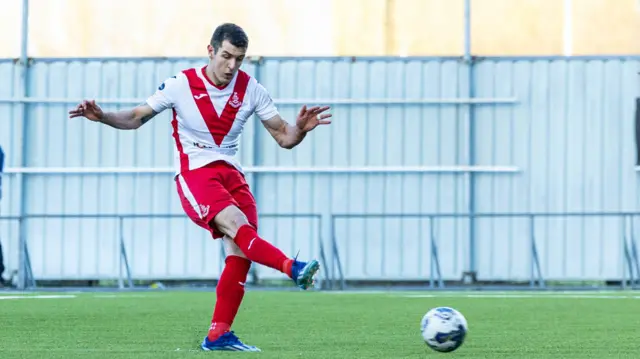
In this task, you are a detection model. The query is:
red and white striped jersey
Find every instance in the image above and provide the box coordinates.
[146,66,279,175]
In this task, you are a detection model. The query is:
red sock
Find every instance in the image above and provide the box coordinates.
[208,255,251,341]
[234,224,293,277]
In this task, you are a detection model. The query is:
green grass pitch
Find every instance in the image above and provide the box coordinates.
[1,290,640,358]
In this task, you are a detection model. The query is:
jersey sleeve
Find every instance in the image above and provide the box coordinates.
[253,82,279,121]
[146,74,180,113]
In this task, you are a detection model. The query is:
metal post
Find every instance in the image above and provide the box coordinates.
[16,0,30,291]
[330,216,346,290]
[249,59,262,286]
[528,215,545,288]
[318,213,332,290]
[630,217,640,288]
[25,239,35,288]
[118,217,124,289]
[429,217,435,289]
[118,217,134,289]
[16,218,26,290]
[16,217,35,290]
[623,241,632,289]
[529,215,535,288]
[318,236,330,290]
[622,216,635,289]
[328,216,337,290]
[463,0,478,280]
[429,216,444,289]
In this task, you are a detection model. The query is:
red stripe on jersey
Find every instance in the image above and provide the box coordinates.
[183,67,251,147]
[171,109,189,173]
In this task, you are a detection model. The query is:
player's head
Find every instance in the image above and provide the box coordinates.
[207,23,249,85]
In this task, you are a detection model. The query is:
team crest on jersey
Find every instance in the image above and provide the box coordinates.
[229,92,243,109]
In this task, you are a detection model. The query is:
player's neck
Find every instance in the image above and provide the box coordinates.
[205,64,227,87]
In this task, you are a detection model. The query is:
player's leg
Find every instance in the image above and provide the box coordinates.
[214,167,320,290]
[202,236,259,352]
[175,167,259,352]
[213,205,295,275]
[207,237,250,340]
[213,236,250,330]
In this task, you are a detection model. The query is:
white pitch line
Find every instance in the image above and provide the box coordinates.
[323,290,640,296]
[398,293,640,299]
[0,294,76,300]
[321,291,414,296]
[323,290,640,298]
[92,294,154,299]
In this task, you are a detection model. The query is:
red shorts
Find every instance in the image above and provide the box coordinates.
[175,161,257,240]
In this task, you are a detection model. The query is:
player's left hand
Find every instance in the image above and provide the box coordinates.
[295,105,332,133]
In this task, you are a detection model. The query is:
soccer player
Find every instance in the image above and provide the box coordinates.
[69,23,331,352]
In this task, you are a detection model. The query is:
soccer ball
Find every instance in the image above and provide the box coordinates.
[420,307,468,353]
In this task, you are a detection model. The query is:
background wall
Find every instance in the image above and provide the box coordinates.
[0,0,639,287]
[1,56,639,282]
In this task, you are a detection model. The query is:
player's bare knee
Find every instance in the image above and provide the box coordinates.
[213,205,250,238]
[223,236,247,259]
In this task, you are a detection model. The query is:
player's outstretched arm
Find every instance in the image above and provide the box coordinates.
[261,105,332,149]
[68,100,159,130]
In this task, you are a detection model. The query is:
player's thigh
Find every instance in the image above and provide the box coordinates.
[222,235,247,259]
[225,172,258,231]
[175,169,237,239]
[212,205,251,238]
[211,166,258,238]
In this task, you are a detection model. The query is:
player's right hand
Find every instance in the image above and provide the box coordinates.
[68,100,104,122]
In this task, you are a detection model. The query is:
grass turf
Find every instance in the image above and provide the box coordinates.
[1,290,640,358]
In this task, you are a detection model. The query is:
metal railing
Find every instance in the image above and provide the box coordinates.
[3,166,521,175]
[0,96,518,106]
[1,167,522,282]
[3,211,640,291]
[0,213,327,290]
[328,212,640,291]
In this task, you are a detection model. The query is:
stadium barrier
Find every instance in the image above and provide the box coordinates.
[0,213,327,291]
[328,212,640,291]
[0,96,518,106]
[2,161,521,291]
[2,211,640,291]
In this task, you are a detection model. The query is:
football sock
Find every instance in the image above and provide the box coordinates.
[208,255,251,341]
[234,224,294,278]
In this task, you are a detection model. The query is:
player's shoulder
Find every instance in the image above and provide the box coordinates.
[157,71,188,92]
[238,69,254,79]
[238,70,260,86]
[240,71,268,94]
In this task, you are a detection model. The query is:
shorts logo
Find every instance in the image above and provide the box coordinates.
[199,204,210,219]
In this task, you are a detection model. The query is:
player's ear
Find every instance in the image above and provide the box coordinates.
[207,44,215,59]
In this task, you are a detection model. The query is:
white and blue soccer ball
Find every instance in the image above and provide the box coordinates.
[420,306,468,353]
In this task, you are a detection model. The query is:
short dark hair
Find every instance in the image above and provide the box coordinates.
[210,23,249,53]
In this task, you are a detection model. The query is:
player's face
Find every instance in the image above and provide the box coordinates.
[208,40,246,85]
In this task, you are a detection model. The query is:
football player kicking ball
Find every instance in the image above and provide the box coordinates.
[69,23,331,352]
